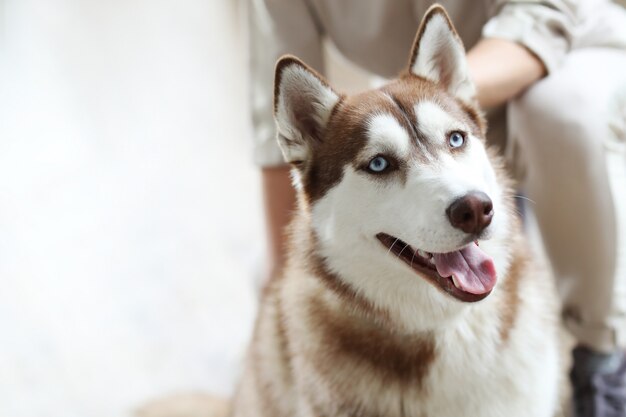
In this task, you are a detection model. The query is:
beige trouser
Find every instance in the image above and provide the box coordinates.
[508,48,626,352]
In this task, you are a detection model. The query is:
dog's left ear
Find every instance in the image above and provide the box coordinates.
[274,56,341,165]
[408,5,475,103]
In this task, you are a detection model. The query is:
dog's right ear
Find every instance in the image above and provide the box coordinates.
[274,56,340,165]
[408,5,475,103]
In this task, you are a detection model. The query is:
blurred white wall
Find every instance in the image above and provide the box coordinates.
[0,1,260,416]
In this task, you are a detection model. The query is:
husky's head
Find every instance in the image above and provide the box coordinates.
[273,6,514,328]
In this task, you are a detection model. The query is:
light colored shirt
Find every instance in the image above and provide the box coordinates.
[250,0,626,166]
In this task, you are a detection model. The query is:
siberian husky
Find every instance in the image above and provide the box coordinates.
[231,5,560,417]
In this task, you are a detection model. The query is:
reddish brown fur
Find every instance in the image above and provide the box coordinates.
[309,295,436,387]
[294,75,486,205]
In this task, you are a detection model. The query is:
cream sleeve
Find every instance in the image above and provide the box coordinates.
[482,0,579,74]
[249,0,325,167]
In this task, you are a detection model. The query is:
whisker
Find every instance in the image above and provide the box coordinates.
[386,238,399,256]
[397,242,410,258]
[410,248,418,268]
[514,194,536,205]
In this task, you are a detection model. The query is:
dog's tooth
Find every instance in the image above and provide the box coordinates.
[451,275,461,289]
[417,249,428,258]
[429,257,436,265]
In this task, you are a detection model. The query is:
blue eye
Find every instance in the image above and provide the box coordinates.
[367,156,389,173]
[449,132,465,148]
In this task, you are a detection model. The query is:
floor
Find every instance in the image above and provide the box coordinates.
[1,1,260,416]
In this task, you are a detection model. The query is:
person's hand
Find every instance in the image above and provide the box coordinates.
[467,38,546,109]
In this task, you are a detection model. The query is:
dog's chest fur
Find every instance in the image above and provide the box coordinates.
[231,216,559,417]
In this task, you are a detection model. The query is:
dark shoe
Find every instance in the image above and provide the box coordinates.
[571,346,626,417]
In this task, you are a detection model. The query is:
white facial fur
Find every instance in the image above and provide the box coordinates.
[365,113,411,157]
[311,102,511,330]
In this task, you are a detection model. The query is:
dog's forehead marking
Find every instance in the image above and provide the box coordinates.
[414,100,463,141]
[365,113,410,155]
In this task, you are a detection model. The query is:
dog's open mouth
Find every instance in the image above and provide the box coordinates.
[376,233,497,303]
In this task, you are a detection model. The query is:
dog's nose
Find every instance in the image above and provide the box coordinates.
[446,192,494,235]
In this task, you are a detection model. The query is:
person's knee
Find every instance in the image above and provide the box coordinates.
[513,75,594,136]
[509,76,606,169]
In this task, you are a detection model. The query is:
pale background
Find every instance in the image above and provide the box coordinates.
[0,1,378,416]
[1,1,260,416]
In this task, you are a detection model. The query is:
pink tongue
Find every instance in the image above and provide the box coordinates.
[433,244,497,295]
